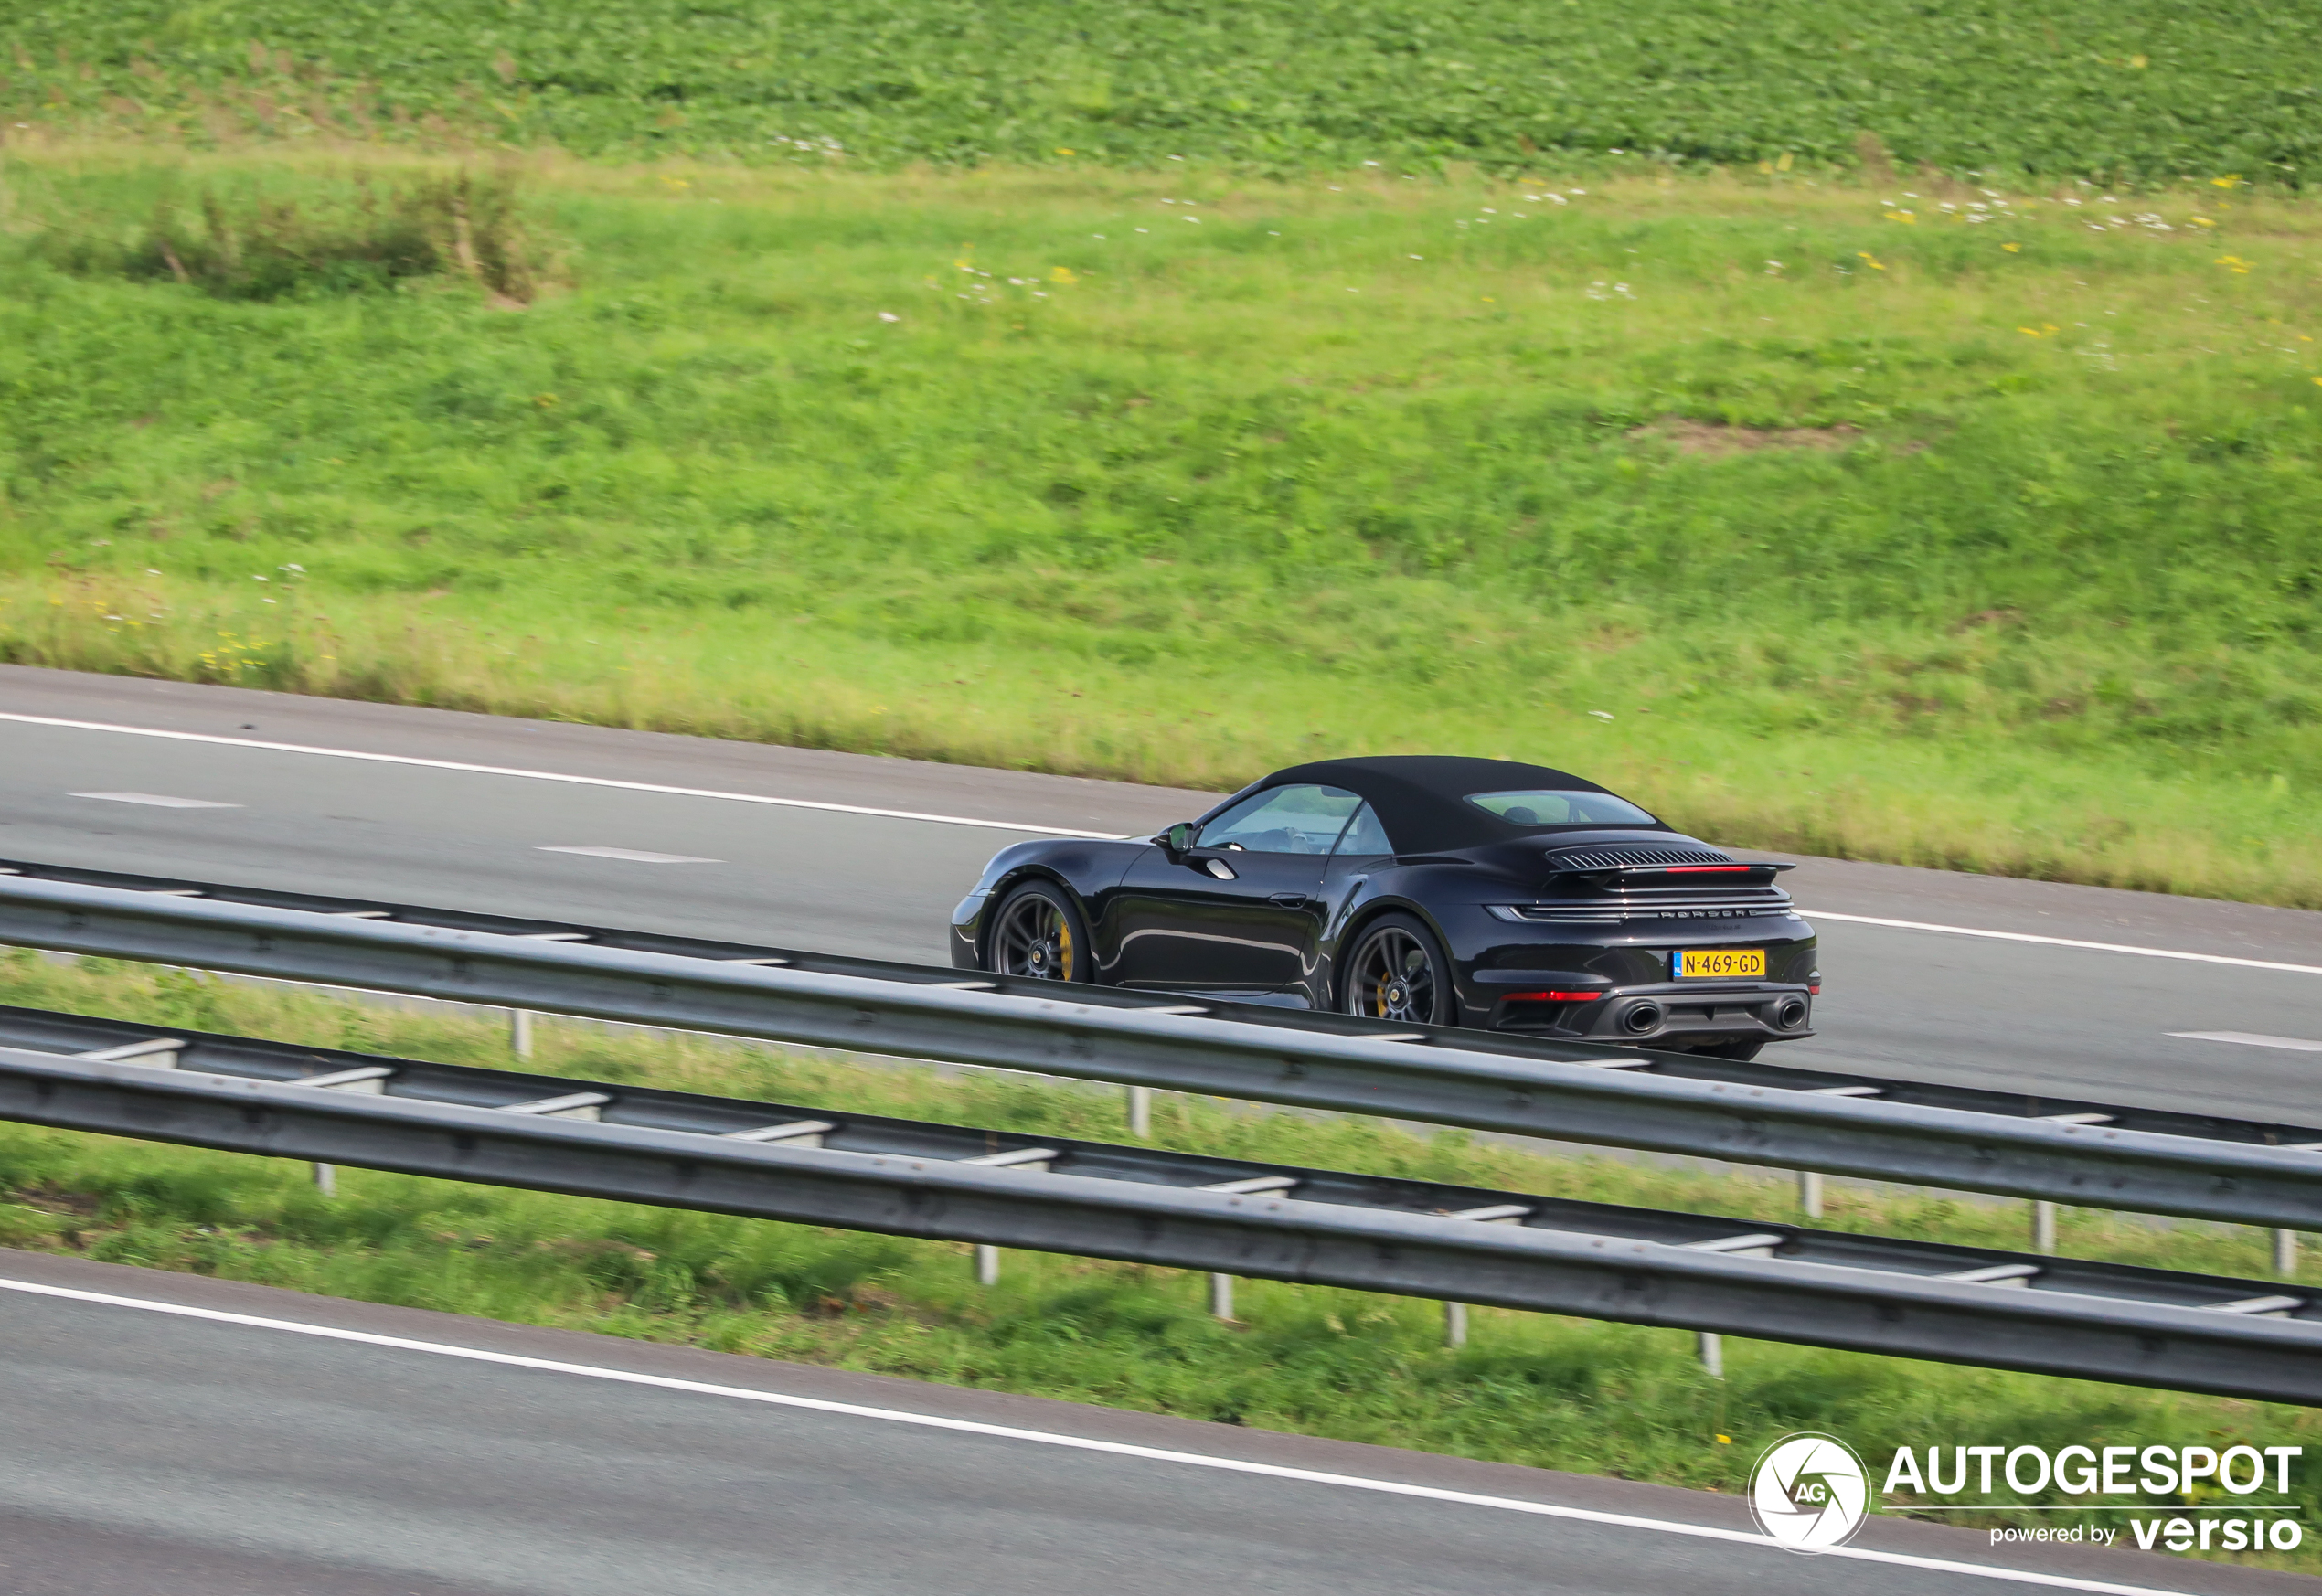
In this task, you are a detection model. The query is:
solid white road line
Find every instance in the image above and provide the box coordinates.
[1802,910,2322,978]
[2168,1031,2322,1053]
[12,711,2319,983]
[68,791,241,809]
[2,712,1125,839]
[0,1275,2200,1595]
[538,846,723,865]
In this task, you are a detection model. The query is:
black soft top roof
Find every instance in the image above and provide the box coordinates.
[1230,755,1657,853]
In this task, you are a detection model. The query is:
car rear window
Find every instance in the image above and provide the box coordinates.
[1465,789,1659,827]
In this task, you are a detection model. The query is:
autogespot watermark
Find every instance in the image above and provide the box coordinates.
[1747,1436,2306,1557]
[1749,1433,1872,1551]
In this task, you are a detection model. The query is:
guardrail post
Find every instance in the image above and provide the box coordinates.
[1209,1273,1233,1322]
[2276,1229,2298,1278]
[1444,1301,1468,1348]
[510,1009,534,1060]
[1126,1084,1151,1137]
[2032,1200,2057,1254]
[311,1162,336,1196]
[975,1244,999,1285]
[1697,1331,1723,1379]
[1797,1170,1824,1218]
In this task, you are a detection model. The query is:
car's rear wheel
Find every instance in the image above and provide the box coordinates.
[1341,913,1453,1026]
[985,879,1092,983]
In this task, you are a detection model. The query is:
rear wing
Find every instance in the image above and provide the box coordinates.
[1562,861,1795,887]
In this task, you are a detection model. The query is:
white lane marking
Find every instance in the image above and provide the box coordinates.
[2168,1031,2322,1053]
[69,791,242,809]
[2,713,1125,839]
[538,846,722,865]
[11,704,2311,984]
[0,1276,2200,1595]
[1804,910,2322,978]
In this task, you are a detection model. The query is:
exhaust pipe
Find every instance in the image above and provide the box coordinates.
[1621,1000,1665,1035]
[1775,996,1810,1029]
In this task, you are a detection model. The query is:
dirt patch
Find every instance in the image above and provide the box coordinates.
[1951,607,2024,633]
[1629,418,1864,457]
[12,1184,102,1218]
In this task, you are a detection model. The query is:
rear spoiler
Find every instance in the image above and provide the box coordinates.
[1565,861,1795,885]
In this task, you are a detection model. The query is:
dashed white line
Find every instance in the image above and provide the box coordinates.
[3,712,1123,839]
[1803,910,2322,977]
[69,791,241,809]
[0,1275,2202,1595]
[539,846,722,865]
[2168,1031,2322,1053]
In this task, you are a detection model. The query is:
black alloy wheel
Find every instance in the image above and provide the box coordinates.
[986,881,1090,983]
[1342,913,1451,1026]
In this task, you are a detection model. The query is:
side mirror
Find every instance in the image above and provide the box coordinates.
[1159,822,1198,853]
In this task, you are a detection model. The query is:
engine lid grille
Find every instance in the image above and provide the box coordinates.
[1547,844,1734,870]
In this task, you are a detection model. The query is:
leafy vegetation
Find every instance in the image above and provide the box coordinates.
[3,151,2317,902]
[2,949,2317,1569]
[32,169,548,301]
[5,0,2321,185]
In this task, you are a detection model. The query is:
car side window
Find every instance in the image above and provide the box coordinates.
[1197,784,1362,855]
[1330,802,1392,859]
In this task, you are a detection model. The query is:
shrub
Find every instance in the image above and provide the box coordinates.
[46,170,549,302]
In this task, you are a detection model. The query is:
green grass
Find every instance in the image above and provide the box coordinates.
[3,947,2317,1569]
[5,0,2320,185]
[3,148,2319,904]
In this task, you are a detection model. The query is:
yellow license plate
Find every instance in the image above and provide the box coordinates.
[1678,948,1765,979]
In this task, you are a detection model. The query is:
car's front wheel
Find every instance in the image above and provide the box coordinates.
[1341,913,1453,1026]
[985,879,1092,983]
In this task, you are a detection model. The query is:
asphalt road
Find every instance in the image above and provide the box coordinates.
[2,665,2318,1121]
[2,1250,2304,1596]
[5,668,2322,1596]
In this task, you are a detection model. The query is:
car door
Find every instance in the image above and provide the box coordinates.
[1107,784,1359,994]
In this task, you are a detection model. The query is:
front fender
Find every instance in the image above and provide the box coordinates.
[951,840,1142,971]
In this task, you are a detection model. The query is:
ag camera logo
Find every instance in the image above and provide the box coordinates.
[1751,1433,1872,1552]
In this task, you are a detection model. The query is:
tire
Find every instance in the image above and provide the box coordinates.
[1340,912,1454,1026]
[984,879,1093,984]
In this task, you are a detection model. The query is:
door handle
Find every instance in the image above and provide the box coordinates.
[1269,892,1315,909]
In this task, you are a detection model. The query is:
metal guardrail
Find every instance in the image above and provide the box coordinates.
[0,1014,2315,1402]
[0,864,2318,1231]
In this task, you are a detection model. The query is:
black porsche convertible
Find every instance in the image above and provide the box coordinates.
[948,755,1817,1057]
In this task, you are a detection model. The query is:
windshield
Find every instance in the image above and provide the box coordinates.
[1465,789,1659,827]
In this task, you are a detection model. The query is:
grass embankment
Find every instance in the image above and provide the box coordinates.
[3,150,2319,902]
[5,0,2317,183]
[2,949,2317,1566]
